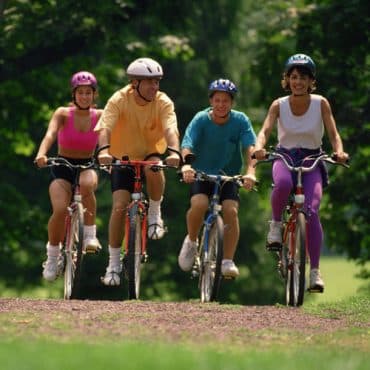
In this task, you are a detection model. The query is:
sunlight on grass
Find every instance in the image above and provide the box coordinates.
[304,256,369,306]
[0,340,369,370]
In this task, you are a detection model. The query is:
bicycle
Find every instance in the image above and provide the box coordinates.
[186,171,245,303]
[104,151,178,300]
[255,150,349,306]
[43,157,98,300]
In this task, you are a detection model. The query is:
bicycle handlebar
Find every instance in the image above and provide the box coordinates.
[194,171,245,187]
[45,157,97,170]
[100,159,178,173]
[254,151,350,172]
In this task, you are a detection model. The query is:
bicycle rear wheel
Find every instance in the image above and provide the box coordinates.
[199,215,224,303]
[126,204,143,300]
[286,212,306,306]
[64,203,84,300]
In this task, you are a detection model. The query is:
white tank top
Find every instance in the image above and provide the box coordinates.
[277,94,324,149]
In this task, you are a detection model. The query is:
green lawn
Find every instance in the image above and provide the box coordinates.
[304,256,368,305]
[0,256,368,370]
[0,340,368,370]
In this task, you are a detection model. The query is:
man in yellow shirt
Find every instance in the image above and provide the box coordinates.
[96,57,180,286]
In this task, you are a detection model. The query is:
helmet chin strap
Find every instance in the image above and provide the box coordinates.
[73,96,90,110]
[136,80,152,103]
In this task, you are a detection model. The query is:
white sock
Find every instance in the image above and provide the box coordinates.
[108,246,121,268]
[47,243,60,258]
[84,224,96,239]
[148,197,162,215]
[222,259,232,264]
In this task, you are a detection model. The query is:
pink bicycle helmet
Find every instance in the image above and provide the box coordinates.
[70,71,98,90]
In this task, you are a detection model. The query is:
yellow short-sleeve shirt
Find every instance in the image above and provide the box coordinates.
[95,85,178,160]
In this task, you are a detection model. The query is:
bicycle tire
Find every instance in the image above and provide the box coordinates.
[286,212,306,306]
[66,202,84,300]
[126,204,142,300]
[199,215,224,303]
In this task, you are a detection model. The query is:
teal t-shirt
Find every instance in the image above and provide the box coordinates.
[181,108,256,175]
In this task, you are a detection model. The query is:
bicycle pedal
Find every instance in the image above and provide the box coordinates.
[141,254,148,263]
[85,247,101,255]
[266,242,282,252]
[307,286,324,293]
[222,275,236,281]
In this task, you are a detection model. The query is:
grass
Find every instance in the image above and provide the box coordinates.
[304,256,369,305]
[0,342,368,370]
[0,256,369,370]
[0,331,368,370]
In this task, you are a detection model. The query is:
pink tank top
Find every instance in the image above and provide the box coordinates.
[58,107,99,151]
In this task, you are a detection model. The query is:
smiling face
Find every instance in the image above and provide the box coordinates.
[133,78,160,103]
[209,91,233,119]
[73,85,95,108]
[283,66,315,95]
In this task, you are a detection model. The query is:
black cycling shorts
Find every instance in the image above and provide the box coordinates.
[50,156,94,185]
[110,166,140,193]
[189,180,240,203]
[110,153,161,193]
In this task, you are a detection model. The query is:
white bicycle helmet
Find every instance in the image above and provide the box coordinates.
[126,58,163,79]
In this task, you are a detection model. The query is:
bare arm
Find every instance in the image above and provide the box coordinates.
[34,107,65,167]
[253,99,279,159]
[164,127,180,167]
[96,128,112,164]
[321,98,348,162]
[242,145,257,190]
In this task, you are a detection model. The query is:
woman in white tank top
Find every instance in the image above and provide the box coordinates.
[253,54,348,292]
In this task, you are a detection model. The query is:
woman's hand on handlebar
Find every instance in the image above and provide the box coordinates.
[333,151,349,164]
[34,155,48,168]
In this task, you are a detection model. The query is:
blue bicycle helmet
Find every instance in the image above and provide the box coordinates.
[208,78,238,97]
[284,54,316,77]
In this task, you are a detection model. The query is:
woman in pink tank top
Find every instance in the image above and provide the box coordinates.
[35,71,103,282]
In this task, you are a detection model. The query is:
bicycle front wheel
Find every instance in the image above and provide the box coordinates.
[286,212,306,307]
[199,215,224,303]
[64,202,84,300]
[126,204,143,300]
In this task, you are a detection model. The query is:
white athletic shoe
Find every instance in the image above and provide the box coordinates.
[266,220,283,250]
[83,237,102,254]
[178,235,198,271]
[221,260,240,278]
[309,268,324,292]
[101,265,122,286]
[42,257,61,281]
[147,208,166,240]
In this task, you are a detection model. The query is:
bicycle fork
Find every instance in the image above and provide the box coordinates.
[124,197,148,263]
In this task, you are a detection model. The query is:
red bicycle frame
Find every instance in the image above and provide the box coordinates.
[119,159,162,257]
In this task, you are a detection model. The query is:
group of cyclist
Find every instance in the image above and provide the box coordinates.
[35,53,348,293]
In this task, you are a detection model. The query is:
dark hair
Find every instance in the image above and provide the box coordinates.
[281,66,316,93]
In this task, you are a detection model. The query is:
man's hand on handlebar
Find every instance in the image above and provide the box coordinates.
[181,164,196,183]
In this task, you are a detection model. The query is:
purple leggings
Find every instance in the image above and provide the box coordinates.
[271,160,323,269]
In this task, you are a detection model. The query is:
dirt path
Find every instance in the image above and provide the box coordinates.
[1,297,363,346]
